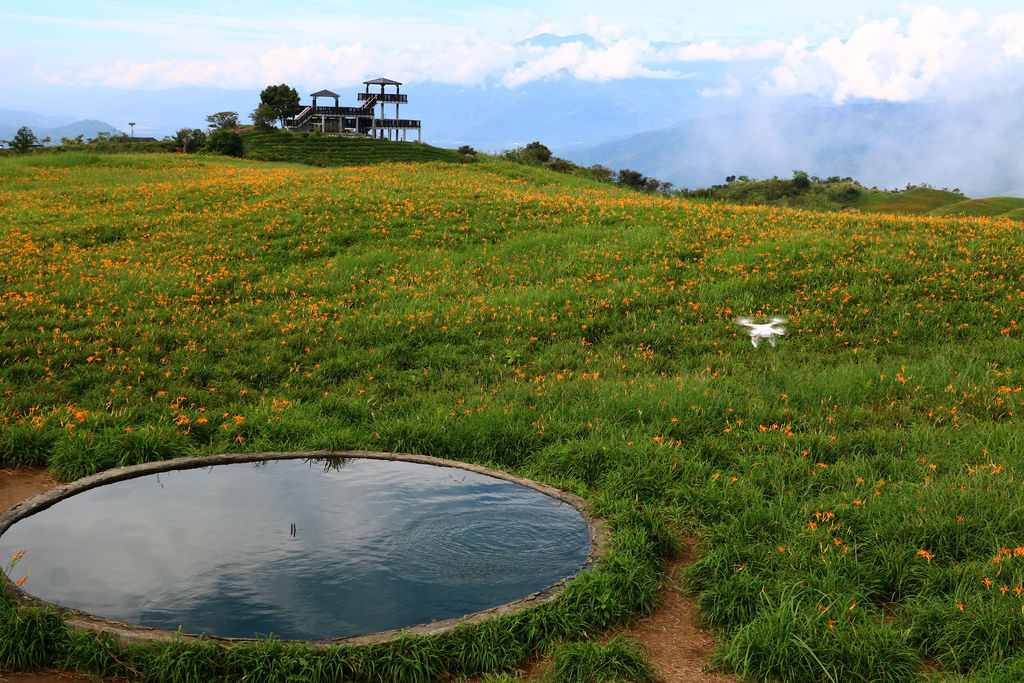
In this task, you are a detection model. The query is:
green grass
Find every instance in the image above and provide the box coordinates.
[854,186,968,215]
[2,152,1024,681]
[925,196,1024,219]
[547,636,658,683]
[684,176,1024,223]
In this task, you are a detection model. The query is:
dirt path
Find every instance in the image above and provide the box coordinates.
[625,541,735,682]
[1,467,732,682]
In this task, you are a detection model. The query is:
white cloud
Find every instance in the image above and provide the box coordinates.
[501,38,684,87]
[657,40,786,62]
[41,41,522,90]
[38,35,686,91]
[700,75,742,98]
[21,5,1024,101]
[990,12,1024,56]
[764,6,995,103]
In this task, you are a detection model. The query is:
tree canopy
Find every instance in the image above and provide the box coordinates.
[174,128,206,153]
[259,84,302,127]
[11,126,38,153]
[205,111,239,131]
[250,103,278,131]
[205,129,244,157]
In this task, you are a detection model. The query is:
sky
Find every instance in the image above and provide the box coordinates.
[2,1,1024,137]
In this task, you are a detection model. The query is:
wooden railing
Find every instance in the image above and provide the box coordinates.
[358,93,407,104]
[285,106,313,126]
[373,119,421,129]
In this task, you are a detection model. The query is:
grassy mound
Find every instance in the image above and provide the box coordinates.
[855,186,967,215]
[242,130,464,167]
[926,196,1024,219]
[3,153,1024,681]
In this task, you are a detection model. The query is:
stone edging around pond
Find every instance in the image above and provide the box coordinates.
[0,450,610,648]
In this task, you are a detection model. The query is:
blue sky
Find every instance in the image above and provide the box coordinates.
[2,1,1024,135]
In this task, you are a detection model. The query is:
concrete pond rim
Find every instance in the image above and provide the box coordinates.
[0,449,609,647]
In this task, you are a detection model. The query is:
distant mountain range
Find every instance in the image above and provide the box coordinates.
[557,97,1024,198]
[4,79,1022,198]
[0,109,122,144]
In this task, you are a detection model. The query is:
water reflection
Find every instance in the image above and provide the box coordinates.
[0,459,590,640]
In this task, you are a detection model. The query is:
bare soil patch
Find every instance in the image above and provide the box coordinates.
[624,539,734,682]
[0,468,59,511]
[2,468,732,682]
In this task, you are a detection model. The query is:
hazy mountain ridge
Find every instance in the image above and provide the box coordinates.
[0,110,123,143]
[557,96,1024,198]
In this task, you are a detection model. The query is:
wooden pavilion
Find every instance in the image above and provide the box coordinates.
[283,78,421,141]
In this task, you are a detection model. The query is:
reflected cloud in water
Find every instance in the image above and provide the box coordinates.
[0,459,590,639]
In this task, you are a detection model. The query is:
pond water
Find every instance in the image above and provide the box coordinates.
[0,458,591,640]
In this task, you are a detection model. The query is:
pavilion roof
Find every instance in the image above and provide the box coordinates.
[363,78,402,86]
[310,89,340,97]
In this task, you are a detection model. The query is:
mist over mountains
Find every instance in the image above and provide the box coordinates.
[558,95,1024,198]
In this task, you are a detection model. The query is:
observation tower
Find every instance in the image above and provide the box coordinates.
[283,78,421,141]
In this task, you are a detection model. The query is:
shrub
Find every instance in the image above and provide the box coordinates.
[174,128,206,154]
[547,158,575,174]
[524,141,552,162]
[205,130,244,157]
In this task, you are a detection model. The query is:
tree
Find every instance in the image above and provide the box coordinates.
[616,168,646,189]
[259,84,302,127]
[590,164,615,182]
[524,141,552,162]
[547,158,575,174]
[205,129,244,157]
[250,103,278,131]
[205,111,239,131]
[174,128,207,153]
[11,126,38,153]
[792,169,811,191]
[616,168,671,193]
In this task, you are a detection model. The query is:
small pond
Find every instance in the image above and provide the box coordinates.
[0,456,593,640]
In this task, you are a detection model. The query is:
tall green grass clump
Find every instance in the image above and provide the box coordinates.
[0,594,67,671]
[548,636,658,683]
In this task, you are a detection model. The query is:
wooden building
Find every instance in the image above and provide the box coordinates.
[283,78,421,141]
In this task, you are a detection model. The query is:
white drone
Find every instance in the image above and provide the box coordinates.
[735,317,787,348]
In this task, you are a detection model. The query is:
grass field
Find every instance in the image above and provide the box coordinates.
[3,152,1024,681]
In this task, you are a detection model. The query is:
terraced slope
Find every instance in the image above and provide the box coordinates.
[243,130,464,166]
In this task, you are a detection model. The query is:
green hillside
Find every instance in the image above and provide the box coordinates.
[855,186,967,215]
[243,129,464,166]
[925,196,1024,219]
[681,173,1024,222]
[3,153,1024,681]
